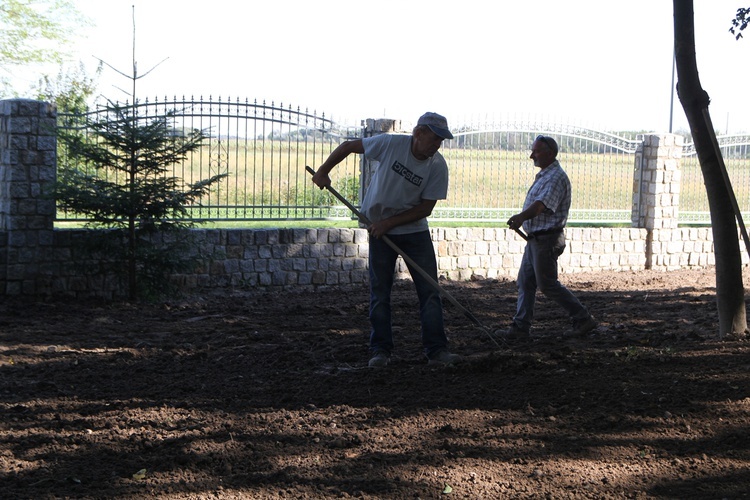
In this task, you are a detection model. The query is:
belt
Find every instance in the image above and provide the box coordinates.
[527,227,564,239]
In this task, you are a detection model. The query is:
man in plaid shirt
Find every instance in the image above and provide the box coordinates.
[502,135,597,341]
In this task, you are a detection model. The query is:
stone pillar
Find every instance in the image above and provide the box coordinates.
[631,134,683,230]
[0,99,57,295]
[361,118,401,206]
[631,133,683,269]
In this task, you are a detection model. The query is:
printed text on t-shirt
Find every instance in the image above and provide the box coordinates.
[390,161,423,187]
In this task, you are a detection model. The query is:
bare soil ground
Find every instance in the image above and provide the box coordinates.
[1,267,749,499]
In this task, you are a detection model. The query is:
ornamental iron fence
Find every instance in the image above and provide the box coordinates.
[56,97,750,225]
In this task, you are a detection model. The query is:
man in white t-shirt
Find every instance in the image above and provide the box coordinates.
[312,112,460,367]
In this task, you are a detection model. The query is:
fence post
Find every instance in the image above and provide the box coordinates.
[631,133,683,267]
[0,99,57,295]
[361,118,401,205]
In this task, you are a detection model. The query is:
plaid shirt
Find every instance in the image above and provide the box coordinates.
[522,160,571,235]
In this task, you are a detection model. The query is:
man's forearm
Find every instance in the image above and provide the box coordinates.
[518,200,546,222]
[368,200,437,238]
[313,140,364,188]
[387,204,433,227]
[319,140,363,174]
[369,200,437,238]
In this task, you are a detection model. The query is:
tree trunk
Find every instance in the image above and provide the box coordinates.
[673,0,748,337]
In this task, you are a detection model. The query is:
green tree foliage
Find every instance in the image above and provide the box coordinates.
[55,103,227,300]
[730,7,750,39]
[32,61,101,114]
[0,0,88,95]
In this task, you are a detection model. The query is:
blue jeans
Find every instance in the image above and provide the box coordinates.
[368,230,447,357]
[513,231,589,331]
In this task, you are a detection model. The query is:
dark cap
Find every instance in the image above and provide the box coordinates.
[417,112,454,140]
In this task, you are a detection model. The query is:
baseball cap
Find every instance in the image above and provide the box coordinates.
[417,112,454,140]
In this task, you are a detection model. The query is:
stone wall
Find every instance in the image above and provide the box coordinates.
[31,224,741,299]
[1,99,745,299]
[190,226,727,290]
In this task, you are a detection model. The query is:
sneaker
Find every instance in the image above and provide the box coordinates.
[368,351,390,368]
[564,316,598,338]
[494,324,531,341]
[427,350,461,365]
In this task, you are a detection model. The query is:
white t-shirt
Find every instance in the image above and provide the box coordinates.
[361,134,449,235]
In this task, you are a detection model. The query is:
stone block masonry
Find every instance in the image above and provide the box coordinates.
[0,99,57,295]
[21,224,743,299]
[202,228,371,289]
[125,226,722,295]
[171,225,736,296]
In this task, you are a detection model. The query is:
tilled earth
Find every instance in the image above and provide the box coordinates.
[1,267,749,499]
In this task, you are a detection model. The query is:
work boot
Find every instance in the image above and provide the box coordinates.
[427,350,461,365]
[368,350,390,368]
[563,316,598,338]
[495,324,531,341]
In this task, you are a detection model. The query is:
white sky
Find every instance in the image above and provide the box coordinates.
[11,0,750,133]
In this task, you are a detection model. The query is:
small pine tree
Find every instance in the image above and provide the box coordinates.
[54,103,227,300]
